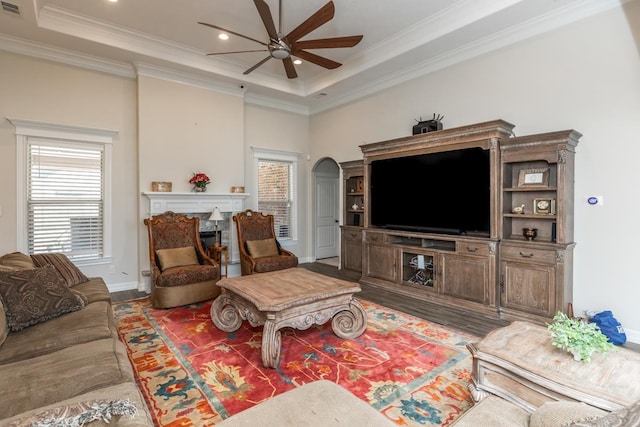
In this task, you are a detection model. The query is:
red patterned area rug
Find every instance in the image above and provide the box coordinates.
[113,297,479,426]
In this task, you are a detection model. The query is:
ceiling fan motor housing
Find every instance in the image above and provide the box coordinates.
[269,39,291,59]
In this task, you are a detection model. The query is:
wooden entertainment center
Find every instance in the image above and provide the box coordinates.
[340,120,581,323]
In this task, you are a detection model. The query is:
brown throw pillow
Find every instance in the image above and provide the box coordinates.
[156,246,199,271]
[0,252,35,271]
[0,266,86,331]
[30,253,89,287]
[246,238,279,258]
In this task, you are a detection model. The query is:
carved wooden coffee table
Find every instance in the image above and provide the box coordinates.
[210,267,367,368]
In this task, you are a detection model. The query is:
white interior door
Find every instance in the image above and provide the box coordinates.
[315,174,339,259]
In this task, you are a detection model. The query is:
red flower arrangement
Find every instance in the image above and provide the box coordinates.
[189,172,210,188]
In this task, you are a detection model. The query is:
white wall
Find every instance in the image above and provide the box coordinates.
[309,2,640,339]
[244,103,311,261]
[136,76,247,286]
[0,51,139,289]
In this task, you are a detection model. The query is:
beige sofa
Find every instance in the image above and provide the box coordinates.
[0,252,153,426]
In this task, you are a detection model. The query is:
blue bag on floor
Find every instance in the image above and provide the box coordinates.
[591,310,626,345]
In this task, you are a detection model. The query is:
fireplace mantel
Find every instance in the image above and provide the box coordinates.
[142,192,249,215]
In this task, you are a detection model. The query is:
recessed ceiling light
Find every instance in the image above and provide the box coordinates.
[218,33,229,41]
[108,0,118,3]
[293,59,302,65]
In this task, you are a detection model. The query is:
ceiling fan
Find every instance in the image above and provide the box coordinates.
[198,0,363,79]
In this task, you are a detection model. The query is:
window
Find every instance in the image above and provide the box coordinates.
[252,148,299,241]
[10,119,115,264]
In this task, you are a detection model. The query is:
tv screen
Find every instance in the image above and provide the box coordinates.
[370,147,491,235]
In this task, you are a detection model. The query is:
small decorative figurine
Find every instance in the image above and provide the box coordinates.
[512,204,525,214]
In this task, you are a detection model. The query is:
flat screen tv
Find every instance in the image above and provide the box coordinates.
[370,147,491,236]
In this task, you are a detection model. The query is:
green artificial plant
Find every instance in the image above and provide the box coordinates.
[547,312,615,363]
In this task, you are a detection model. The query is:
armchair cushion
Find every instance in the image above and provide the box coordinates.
[156,264,218,288]
[253,255,299,273]
[246,238,279,258]
[156,246,199,271]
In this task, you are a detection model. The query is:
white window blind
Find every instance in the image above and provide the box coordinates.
[27,141,104,261]
[252,147,299,241]
[258,159,294,239]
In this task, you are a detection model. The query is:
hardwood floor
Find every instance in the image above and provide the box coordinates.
[300,261,510,338]
[111,261,509,338]
[111,261,640,349]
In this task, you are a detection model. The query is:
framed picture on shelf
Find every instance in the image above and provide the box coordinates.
[518,168,549,188]
[356,177,364,192]
[533,198,556,215]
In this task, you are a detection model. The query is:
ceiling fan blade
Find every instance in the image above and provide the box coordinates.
[198,22,268,47]
[293,50,341,69]
[285,1,335,43]
[206,49,268,56]
[253,0,278,40]
[282,57,298,79]
[243,55,272,75]
[293,35,363,50]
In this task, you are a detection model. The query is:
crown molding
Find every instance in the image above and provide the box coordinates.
[0,33,135,78]
[134,63,246,98]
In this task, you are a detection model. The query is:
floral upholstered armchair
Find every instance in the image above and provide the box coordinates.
[233,209,298,276]
[144,211,220,308]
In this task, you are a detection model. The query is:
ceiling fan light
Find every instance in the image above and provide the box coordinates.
[293,59,302,65]
[270,48,290,59]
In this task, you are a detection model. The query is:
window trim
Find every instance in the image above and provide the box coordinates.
[252,147,300,243]
[8,118,116,265]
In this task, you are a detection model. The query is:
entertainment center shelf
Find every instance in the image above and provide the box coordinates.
[341,120,581,324]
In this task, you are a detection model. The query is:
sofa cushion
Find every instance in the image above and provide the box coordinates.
[0,301,117,364]
[0,338,134,419]
[529,401,606,427]
[156,246,199,271]
[450,396,530,427]
[31,253,89,287]
[0,252,35,271]
[0,302,7,348]
[246,238,279,258]
[570,400,640,427]
[0,382,153,427]
[72,277,113,304]
[217,380,395,427]
[0,265,86,331]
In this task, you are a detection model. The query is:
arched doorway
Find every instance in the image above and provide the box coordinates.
[312,157,340,261]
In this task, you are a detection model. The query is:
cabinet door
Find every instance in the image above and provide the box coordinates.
[441,254,490,304]
[342,229,363,272]
[500,259,556,317]
[364,243,397,282]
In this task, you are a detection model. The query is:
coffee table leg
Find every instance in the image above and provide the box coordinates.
[210,295,242,332]
[332,299,367,339]
[261,321,282,368]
